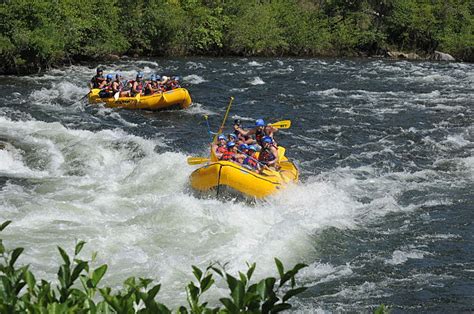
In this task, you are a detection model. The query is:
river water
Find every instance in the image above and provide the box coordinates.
[0,58,473,312]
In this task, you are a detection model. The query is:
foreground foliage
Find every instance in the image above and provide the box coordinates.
[0,220,308,312]
[1,0,473,74]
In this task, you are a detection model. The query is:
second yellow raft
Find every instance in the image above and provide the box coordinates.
[88,88,192,110]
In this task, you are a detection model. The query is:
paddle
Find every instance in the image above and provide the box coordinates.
[241,120,291,129]
[213,96,234,143]
[80,91,91,101]
[187,157,210,165]
[268,120,291,129]
[114,91,120,100]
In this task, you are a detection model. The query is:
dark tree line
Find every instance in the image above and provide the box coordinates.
[1,0,473,74]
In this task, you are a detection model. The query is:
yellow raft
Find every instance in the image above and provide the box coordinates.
[190,147,298,199]
[88,88,192,110]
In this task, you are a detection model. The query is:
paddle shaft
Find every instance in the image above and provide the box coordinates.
[213,96,234,143]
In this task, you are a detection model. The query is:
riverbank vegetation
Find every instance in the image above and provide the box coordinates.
[1,0,473,74]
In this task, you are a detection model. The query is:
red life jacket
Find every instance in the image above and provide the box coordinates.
[216,145,227,154]
[244,156,258,169]
[259,145,277,163]
[129,80,143,94]
[221,150,235,161]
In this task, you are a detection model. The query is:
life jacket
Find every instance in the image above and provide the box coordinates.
[144,82,153,95]
[91,75,105,88]
[216,145,227,154]
[129,80,143,95]
[220,150,235,161]
[112,81,123,93]
[244,156,258,169]
[259,145,277,163]
[170,81,180,89]
[255,129,264,146]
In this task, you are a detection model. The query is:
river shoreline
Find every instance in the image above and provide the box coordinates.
[1,49,467,76]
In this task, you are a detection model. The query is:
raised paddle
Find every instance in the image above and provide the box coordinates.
[241,120,291,129]
[212,96,234,143]
[268,120,291,129]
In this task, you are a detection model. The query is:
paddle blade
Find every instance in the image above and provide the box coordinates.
[114,92,120,100]
[269,120,291,129]
[187,157,210,165]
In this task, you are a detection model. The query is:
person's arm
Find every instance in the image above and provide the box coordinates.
[234,125,255,137]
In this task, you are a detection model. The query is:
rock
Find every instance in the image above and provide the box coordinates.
[386,51,421,60]
[431,51,456,61]
[105,54,120,61]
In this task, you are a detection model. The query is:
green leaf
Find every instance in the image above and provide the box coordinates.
[71,261,88,282]
[0,240,4,255]
[282,287,307,302]
[74,241,86,256]
[192,265,203,281]
[211,266,224,277]
[0,221,11,232]
[238,271,247,286]
[246,262,256,280]
[148,284,161,300]
[57,247,70,266]
[200,274,214,293]
[275,258,284,278]
[24,270,36,292]
[269,302,292,312]
[226,274,238,292]
[9,247,24,267]
[219,297,239,313]
[231,281,245,308]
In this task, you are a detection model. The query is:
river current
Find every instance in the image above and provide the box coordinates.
[0,58,473,312]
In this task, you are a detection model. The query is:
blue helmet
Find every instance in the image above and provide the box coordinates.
[150,74,156,81]
[239,144,249,151]
[262,136,273,144]
[227,141,236,148]
[155,74,161,81]
[228,133,237,140]
[217,134,226,141]
[115,73,122,79]
[136,72,144,79]
[97,67,104,74]
[106,74,113,80]
[248,145,257,151]
[255,119,265,127]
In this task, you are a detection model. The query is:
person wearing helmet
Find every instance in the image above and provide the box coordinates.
[233,119,253,145]
[130,72,144,96]
[220,141,237,161]
[170,76,181,89]
[98,73,114,98]
[234,118,278,147]
[144,74,156,96]
[112,73,128,98]
[243,145,261,171]
[227,133,238,143]
[234,143,249,164]
[212,134,227,159]
[89,67,106,89]
[258,136,279,169]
